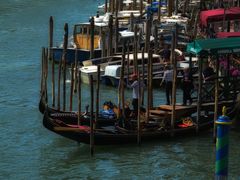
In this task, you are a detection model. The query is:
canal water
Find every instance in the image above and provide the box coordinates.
[0,0,239,179]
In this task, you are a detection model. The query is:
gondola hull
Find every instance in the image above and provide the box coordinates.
[43,110,214,145]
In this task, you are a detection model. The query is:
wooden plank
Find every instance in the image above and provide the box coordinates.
[159,105,196,111]
[149,109,171,115]
[54,127,88,132]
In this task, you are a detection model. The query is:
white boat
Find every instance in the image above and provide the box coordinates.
[101,53,165,87]
[80,65,104,84]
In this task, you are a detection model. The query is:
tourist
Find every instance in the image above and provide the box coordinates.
[182,68,193,106]
[202,62,215,82]
[160,44,171,63]
[160,65,173,105]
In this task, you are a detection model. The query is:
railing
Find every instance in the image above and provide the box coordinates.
[192,76,240,103]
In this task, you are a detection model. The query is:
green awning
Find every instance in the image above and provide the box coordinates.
[186,37,240,55]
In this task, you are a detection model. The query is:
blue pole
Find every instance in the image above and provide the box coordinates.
[215,106,232,179]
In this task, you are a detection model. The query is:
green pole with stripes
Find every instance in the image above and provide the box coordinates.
[215,106,232,179]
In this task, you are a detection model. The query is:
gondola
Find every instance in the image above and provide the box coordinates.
[43,109,214,145]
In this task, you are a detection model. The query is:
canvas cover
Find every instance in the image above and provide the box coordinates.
[186,37,240,55]
[200,7,240,27]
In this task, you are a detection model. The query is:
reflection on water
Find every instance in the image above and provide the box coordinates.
[0,0,240,179]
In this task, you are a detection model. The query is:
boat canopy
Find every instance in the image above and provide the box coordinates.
[186,37,240,55]
[200,7,240,27]
[216,32,240,38]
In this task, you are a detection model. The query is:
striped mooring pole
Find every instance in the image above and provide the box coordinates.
[215,106,232,179]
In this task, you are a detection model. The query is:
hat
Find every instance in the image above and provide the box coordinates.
[130,73,137,80]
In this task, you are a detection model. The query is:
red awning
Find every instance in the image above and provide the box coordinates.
[216,32,240,38]
[200,7,240,27]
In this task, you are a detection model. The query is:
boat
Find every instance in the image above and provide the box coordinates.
[100,52,198,87]
[79,65,104,84]
[51,11,143,64]
[78,55,125,84]
[199,7,240,38]
[101,53,164,87]
[42,108,214,145]
[42,96,238,145]
[200,7,240,28]
[52,21,107,64]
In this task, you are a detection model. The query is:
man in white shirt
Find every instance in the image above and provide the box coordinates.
[129,74,145,116]
[160,65,173,105]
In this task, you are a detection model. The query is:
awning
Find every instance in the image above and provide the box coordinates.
[216,32,240,38]
[200,7,240,27]
[186,37,240,55]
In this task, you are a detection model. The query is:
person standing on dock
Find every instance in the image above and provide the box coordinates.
[160,65,173,105]
[202,61,215,82]
[159,44,171,63]
[182,68,193,106]
[129,74,145,117]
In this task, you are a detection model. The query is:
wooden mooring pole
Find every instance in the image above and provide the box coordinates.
[126,42,130,84]
[121,47,126,118]
[115,17,119,54]
[158,0,161,22]
[49,16,55,107]
[149,50,153,109]
[108,14,113,56]
[105,0,108,13]
[57,57,62,111]
[101,31,106,58]
[90,75,94,156]
[69,64,74,111]
[74,49,78,93]
[140,0,143,17]
[44,48,49,102]
[78,67,81,126]
[141,48,145,106]
[134,24,138,73]
[90,17,95,59]
[118,46,126,118]
[137,70,141,145]
[171,32,177,136]
[213,56,220,140]
[196,55,203,133]
[167,0,173,17]
[146,50,152,121]
[40,47,45,96]
[154,25,158,54]
[62,23,68,111]
[95,65,100,128]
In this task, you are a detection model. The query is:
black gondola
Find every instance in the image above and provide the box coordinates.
[43,109,214,145]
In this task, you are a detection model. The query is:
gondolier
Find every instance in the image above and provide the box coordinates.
[129,73,145,116]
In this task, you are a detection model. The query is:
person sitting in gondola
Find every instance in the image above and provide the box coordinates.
[100,101,116,119]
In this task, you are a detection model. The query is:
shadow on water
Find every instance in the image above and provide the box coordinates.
[38,130,219,179]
